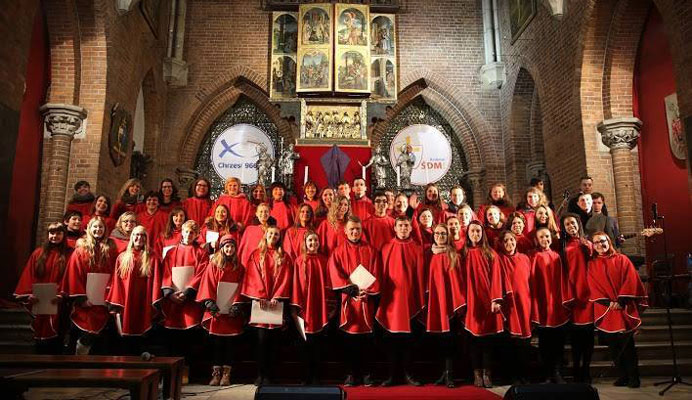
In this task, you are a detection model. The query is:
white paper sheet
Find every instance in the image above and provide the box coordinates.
[172,266,194,291]
[162,245,174,260]
[349,265,376,290]
[32,283,58,315]
[294,314,307,341]
[205,231,219,244]
[217,282,239,314]
[250,300,284,325]
[86,273,110,306]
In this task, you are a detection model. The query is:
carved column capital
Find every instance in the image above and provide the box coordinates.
[39,103,87,138]
[597,117,642,151]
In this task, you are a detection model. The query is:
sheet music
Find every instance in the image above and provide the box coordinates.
[31,283,58,315]
[172,266,194,291]
[349,265,376,290]
[217,282,239,314]
[86,273,110,306]
[250,300,284,325]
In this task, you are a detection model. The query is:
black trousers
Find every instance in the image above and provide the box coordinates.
[605,332,639,380]
[507,337,531,381]
[570,324,594,379]
[384,332,415,379]
[430,332,456,373]
[341,331,373,378]
[255,327,281,380]
[537,326,565,376]
[165,327,201,364]
[211,334,242,366]
[469,334,494,370]
[35,337,63,355]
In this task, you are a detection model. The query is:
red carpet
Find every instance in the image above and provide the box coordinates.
[342,384,502,400]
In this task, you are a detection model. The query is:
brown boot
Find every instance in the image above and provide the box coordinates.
[482,369,493,388]
[182,365,190,385]
[473,369,483,387]
[209,366,221,386]
[220,365,231,386]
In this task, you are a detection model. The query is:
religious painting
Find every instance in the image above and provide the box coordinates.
[664,93,687,160]
[299,4,331,47]
[337,7,368,46]
[299,100,368,145]
[371,58,396,100]
[139,0,161,38]
[509,0,536,44]
[109,103,132,167]
[271,55,297,99]
[272,12,298,54]
[336,49,369,93]
[370,14,395,56]
[297,48,331,92]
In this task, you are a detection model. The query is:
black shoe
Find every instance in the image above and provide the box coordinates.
[445,373,455,389]
[344,374,356,387]
[434,371,446,386]
[628,377,640,388]
[363,375,375,387]
[381,376,396,387]
[613,376,629,387]
[405,374,423,386]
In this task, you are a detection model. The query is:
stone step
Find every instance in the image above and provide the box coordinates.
[0,341,35,355]
[0,308,32,325]
[640,308,692,326]
[0,323,34,343]
[565,341,692,362]
[637,324,692,342]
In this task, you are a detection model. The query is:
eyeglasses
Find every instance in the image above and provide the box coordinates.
[196,183,209,187]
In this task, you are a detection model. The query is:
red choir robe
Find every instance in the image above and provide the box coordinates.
[521,208,537,234]
[109,231,130,254]
[182,197,213,226]
[197,262,246,336]
[425,250,465,333]
[461,247,506,336]
[65,231,82,250]
[328,240,381,334]
[588,253,647,333]
[530,248,574,327]
[317,219,347,256]
[240,248,293,329]
[451,236,465,252]
[107,251,161,335]
[376,238,426,333]
[154,230,182,259]
[565,238,594,325]
[199,226,239,252]
[111,200,143,220]
[136,209,168,247]
[282,226,309,260]
[485,225,503,249]
[291,253,332,334]
[61,241,118,333]
[270,200,294,231]
[477,204,515,224]
[159,200,183,217]
[304,199,320,214]
[238,225,266,267]
[158,243,208,329]
[417,203,447,224]
[213,194,254,229]
[67,201,92,218]
[419,226,434,247]
[500,252,532,338]
[14,247,72,339]
[362,214,395,251]
[82,214,116,234]
[391,211,423,244]
[351,196,374,221]
[515,233,534,255]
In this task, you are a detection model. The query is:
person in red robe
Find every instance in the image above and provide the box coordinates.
[14,222,72,354]
[417,208,434,247]
[460,221,507,388]
[498,231,532,384]
[302,181,320,213]
[476,183,514,224]
[200,204,240,253]
[588,232,647,388]
[240,226,293,386]
[63,210,84,249]
[268,182,294,231]
[238,203,273,267]
[250,184,267,207]
[291,231,333,384]
[533,205,560,248]
[531,226,574,383]
[61,217,118,355]
[154,207,185,257]
[314,187,335,226]
[391,193,422,244]
[417,184,447,224]
[283,204,315,260]
[158,178,182,217]
[446,216,465,251]
[507,212,534,254]
[362,191,395,251]
[444,185,470,219]
[377,216,426,387]
[518,187,542,234]
[337,180,351,198]
[484,205,504,248]
[351,178,374,221]
[110,212,137,253]
[66,180,94,217]
[316,195,350,255]
[384,189,396,212]
[106,225,161,355]
[425,223,464,388]
[82,195,116,234]
[136,191,168,247]
[182,177,213,226]
[158,220,208,366]
[560,213,595,383]
[457,204,475,233]
[111,178,144,220]
[328,215,381,387]
[197,234,246,386]
[212,177,254,232]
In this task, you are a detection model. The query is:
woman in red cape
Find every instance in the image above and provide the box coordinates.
[283,204,315,260]
[238,203,272,267]
[106,226,161,354]
[61,217,118,355]
[507,212,534,254]
[200,204,239,253]
[498,230,532,384]
[588,232,647,388]
[182,177,213,226]
[425,223,464,388]
[157,178,183,217]
[446,216,465,251]
[268,182,295,231]
[483,205,504,248]
[460,221,506,388]
[531,227,574,383]
[291,231,333,384]
[327,215,380,387]
[240,226,293,386]
[362,191,396,251]
[560,213,595,383]
[417,184,447,224]
[111,178,144,220]
[197,234,246,386]
[110,212,137,253]
[476,183,514,224]
[212,177,254,232]
[518,187,542,234]
[301,181,320,213]
[313,187,334,226]
[136,191,169,247]
[14,222,72,354]
[82,194,116,234]
[317,195,350,255]
[417,208,434,247]
[532,204,560,249]
[154,207,185,257]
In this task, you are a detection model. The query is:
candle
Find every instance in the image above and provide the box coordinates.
[304,166,309,185]
[396,166,401,187]
[271,166,276,183]
[362,166,366,180]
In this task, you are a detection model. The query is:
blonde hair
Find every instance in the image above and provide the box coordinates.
[257,226,285,280]
[432,223,458,269]
[182,219,200,235]
[118,225,153,278]
[327,195,350,229]
[114,211,137,236]
[76,217,114,271]
[210,239,240,271]
[224,177,241,192]
[117,178,142,201]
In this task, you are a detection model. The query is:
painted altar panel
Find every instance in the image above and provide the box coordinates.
[370,13,396,101]
[297,3,333,92]
[334,3,370,94]
[271,12,298,99]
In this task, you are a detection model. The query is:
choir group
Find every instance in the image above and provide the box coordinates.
[13,175,648,389]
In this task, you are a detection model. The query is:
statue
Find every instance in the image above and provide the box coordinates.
[396,144,415,189]
[256,143,274,186]
[278,143,300,191]
[360,145,389,188]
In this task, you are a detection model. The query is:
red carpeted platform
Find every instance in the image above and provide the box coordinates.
[341,384,502,400]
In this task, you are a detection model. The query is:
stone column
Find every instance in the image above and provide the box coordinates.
[465,169,485,210]
[597,117,642,254]
[39,103,88,225]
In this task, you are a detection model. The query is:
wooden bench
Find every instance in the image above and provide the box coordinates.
[0,355,183,400]
[1,368,160,400]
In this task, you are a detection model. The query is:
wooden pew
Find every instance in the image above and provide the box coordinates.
[0,355,182,400]
[2,368,159,400]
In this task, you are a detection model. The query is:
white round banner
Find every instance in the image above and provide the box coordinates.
[211,124,275,184]
[388,124,452,185]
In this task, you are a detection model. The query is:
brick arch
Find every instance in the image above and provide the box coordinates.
[178,78,294,168]
[43,0,82,104]
[194,66,267,102]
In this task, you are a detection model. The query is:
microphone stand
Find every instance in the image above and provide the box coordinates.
[652,209,691,395]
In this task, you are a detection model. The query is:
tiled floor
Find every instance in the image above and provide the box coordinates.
[24,377,692,399]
